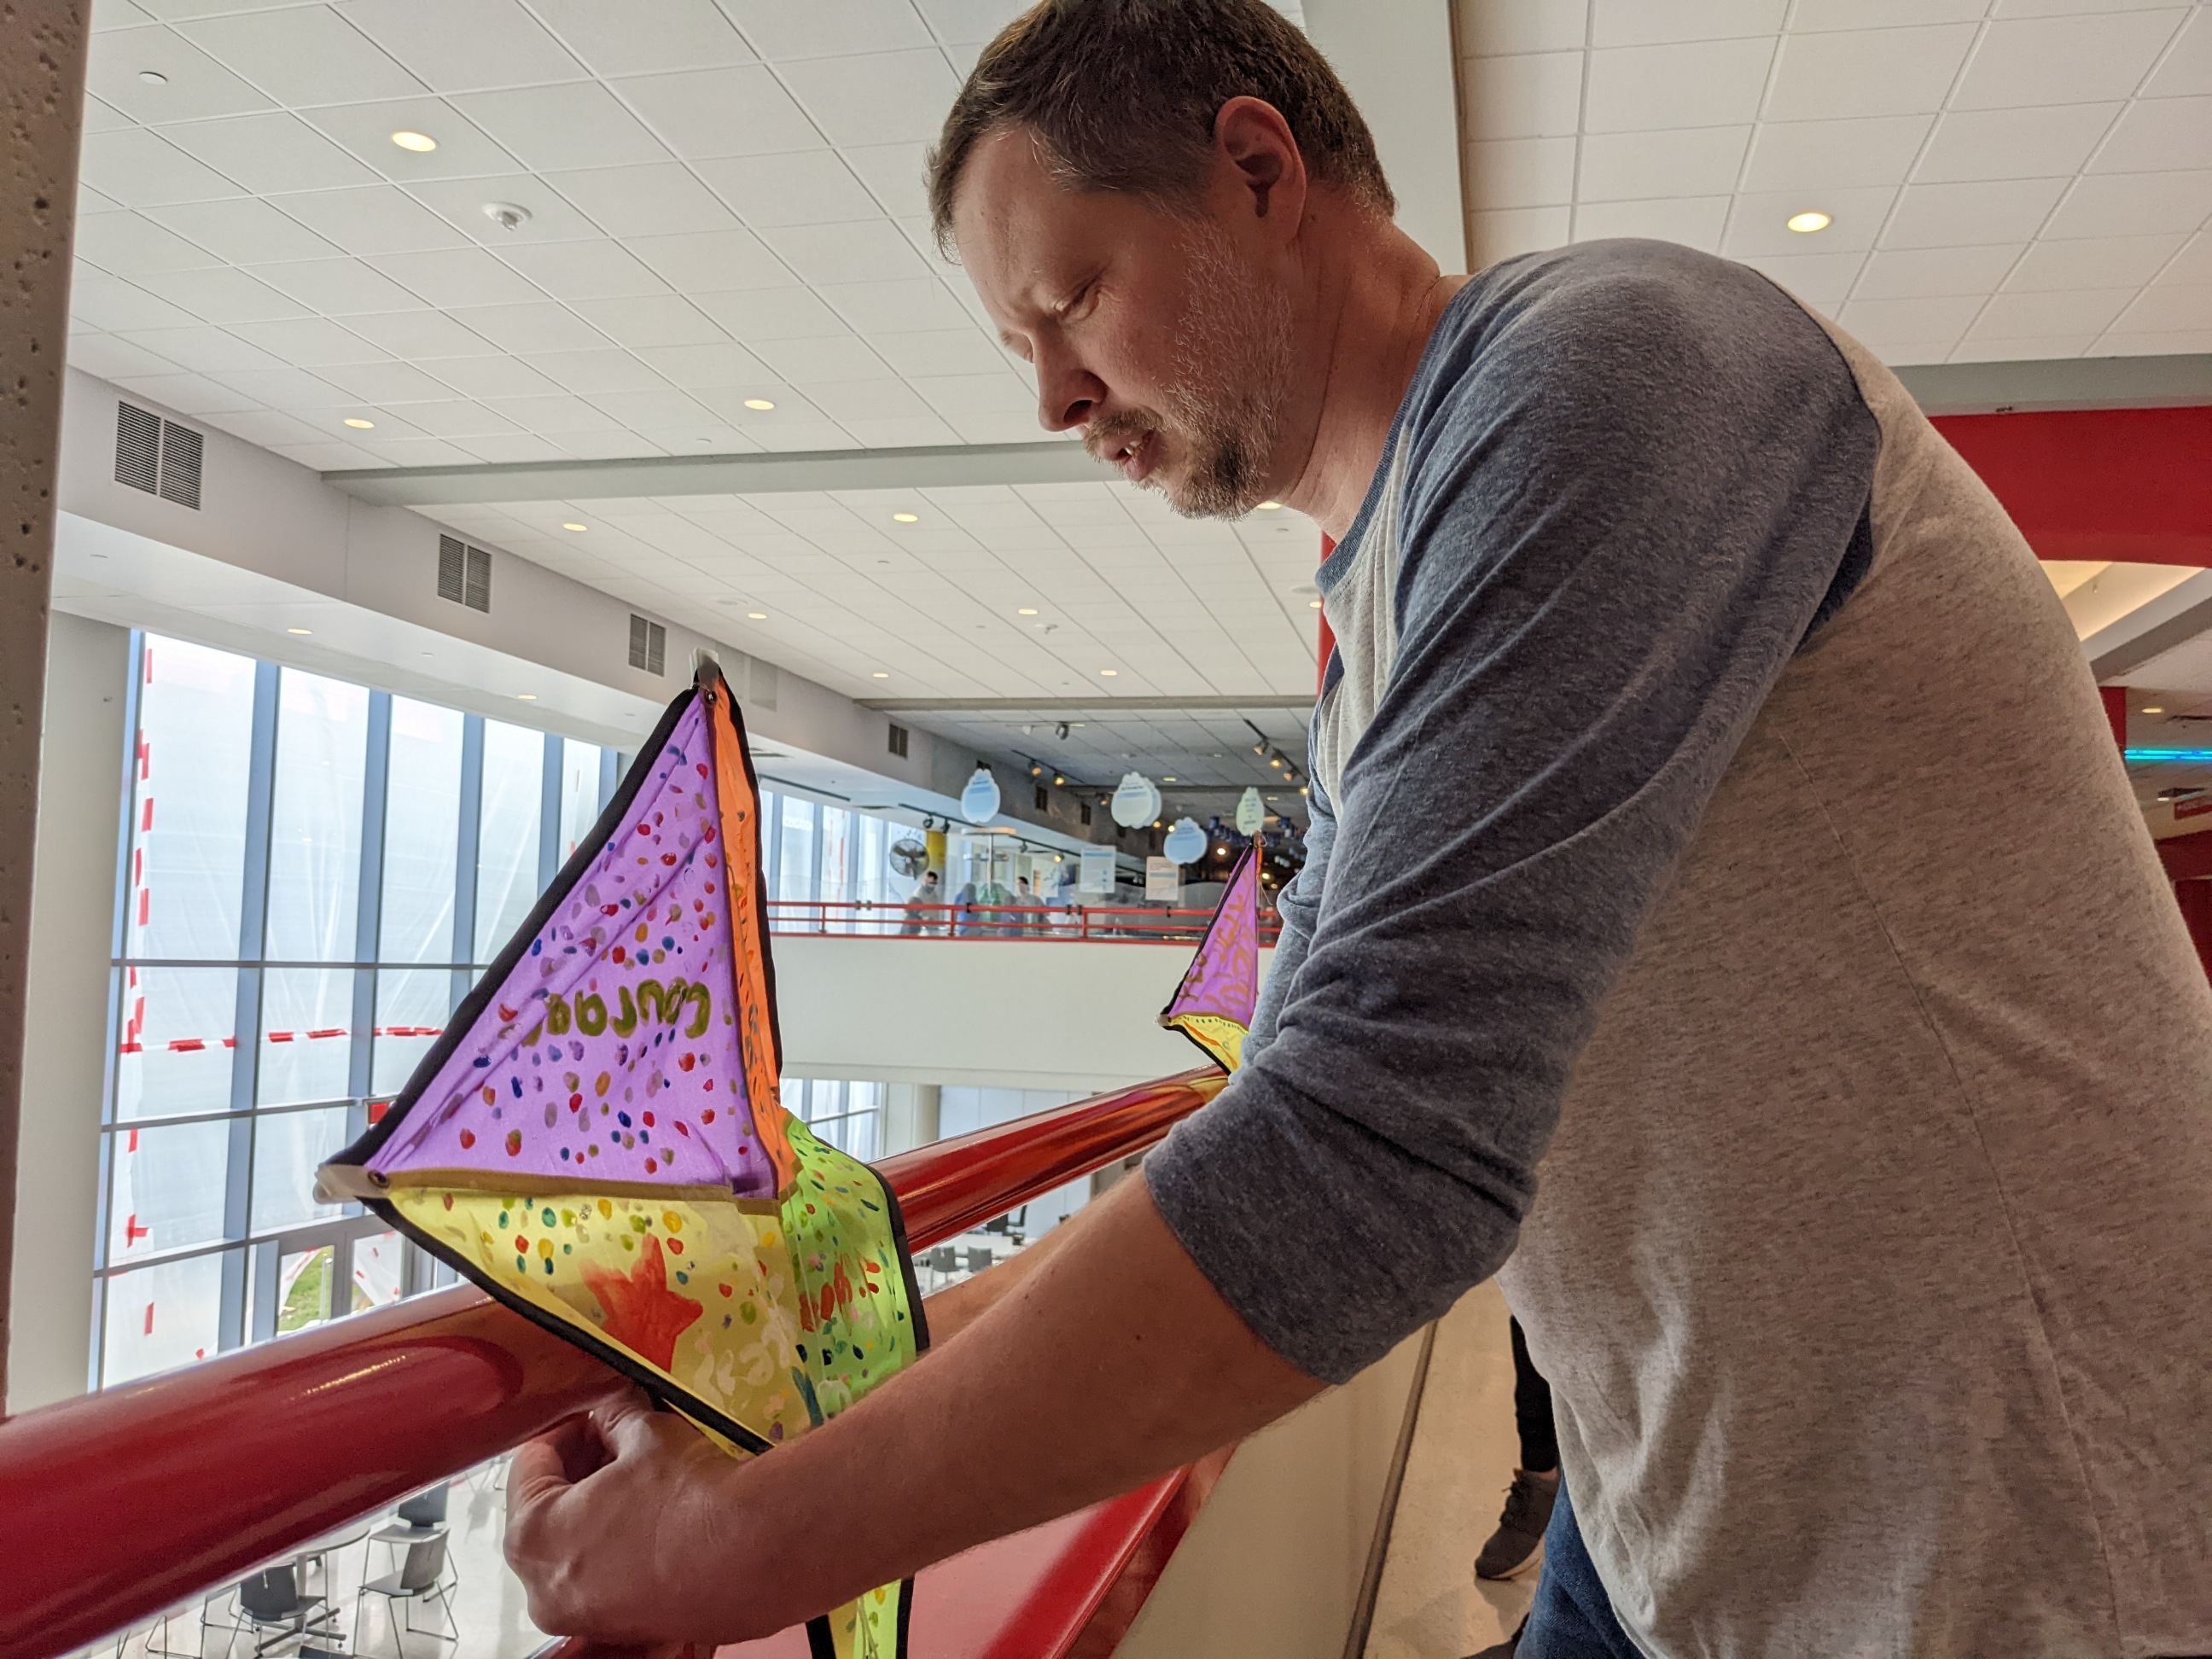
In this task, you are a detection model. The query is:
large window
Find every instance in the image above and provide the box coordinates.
[94,636,615,1388]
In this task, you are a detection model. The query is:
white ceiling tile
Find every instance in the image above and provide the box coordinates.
[93,0,157,31]
[1882,177,2068,248]
[1464,136,1578,209]
[909,371,1033,416]
[110,370,263,416]
[208,364,354,408]
[300,98,522,182]
[752,335,893,381]
[1457,0,1587,55]
[449,434,569,463]
[1914,103,2121,186]
[1575,195,1732,250]
[868,328,1011,376]
[130,265,316,323]
[626,226,793,292]
[419,353,565,399]
[2107,282,2211,333]
[1590,0,1783,48]
[75,211,224,273]
[110,324,284,375]
[274,186,472,255]
[451,84,670,172]
[204,407,339,448]
[530,0,755,75]
[1764,25,1978,122]
[2163,230,2212,282]
[225,315,390,364]
[481,392,628,433]
[79,94,131,134]
[340,308,495,358]
[405,176,608,246]
[347,436,482,466]
[841,142,931,219]
[1586,38,1777,132]
[1945,331,2095,362]
[492,239,670,301]
[718,0,935,60]
[568,294,729,347]
[79,127,245,207]
[912,0,1025,49]
[2092,95,2212,176]
[545,164,739,238]
[1838,294,1986,336]
[1741,115,1932,193]
[1578,127,1750,201]
[761,219,934,285]
[176,9,425,105]
[444,301,608,354]
[2142,7,2212,98]
[2004,231,2186,292]
[694,150,882,228]
[2097,325,2212,353]
[611,67,825,160]
[1953,11,2190,111]
[551,429,668,459]
[1854,242,2026,299]
[341,0,588,92]
[521,349,670,395]
[2043,169,2212,239]
[365,247,544,308]
[79,183,124,218]
[583,388,719,428]
[776,50,963,148]
[314,358,463,403]
[246,256,422,314]
[143,197,341,264]
[1470,204,1572,263]
[65,331,187,381]
[1723,184,1897,256]
[693,286,852,340]
[160,112,383,195]
[1459,52,1586,140]
[841,415,962,447]
[815,278,973,333]
[1970,287,2136,338]
[86,26,275,124]
[630,340,773,388]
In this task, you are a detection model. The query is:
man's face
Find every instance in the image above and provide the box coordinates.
[951,127,1297,520]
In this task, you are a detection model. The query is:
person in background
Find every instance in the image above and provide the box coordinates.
[900,870,941,937]
[1476,1318,1558,1581]
[951,877,981,937]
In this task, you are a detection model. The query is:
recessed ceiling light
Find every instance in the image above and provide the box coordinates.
[891,511,919,524]
[1256,500,1283,511]
[344,417,375,429]
[390,130,438,154]
[1099,668,1118,677]
[1163,776,1177,783]
[871,671,889,678]
[747,611,767,620]
[1017,607,1039,615]
[2144,706,2166,713]
[516,693,538,701]
[1308,599,1323,609]
[287,627,312,636]
[562,521,587,532]
[743,398,776,411]
[1786,210,1831,234]
[138,70,168,86]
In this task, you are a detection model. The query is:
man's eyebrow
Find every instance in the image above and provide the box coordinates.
[998,329,1033,358]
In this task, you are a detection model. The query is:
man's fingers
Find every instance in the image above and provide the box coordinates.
[594,1386,697,1460]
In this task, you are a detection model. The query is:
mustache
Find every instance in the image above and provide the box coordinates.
[1083,411,1158,463]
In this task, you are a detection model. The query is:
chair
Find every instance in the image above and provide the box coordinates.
[224,1563,339,1656]
[965,1247,993,1273]
[352,1533,457,1656]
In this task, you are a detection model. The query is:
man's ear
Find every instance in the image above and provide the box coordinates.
[1214,96,1307,234]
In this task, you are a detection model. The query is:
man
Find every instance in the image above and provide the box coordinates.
[504,3,2212,1653]
[898,867,940,936]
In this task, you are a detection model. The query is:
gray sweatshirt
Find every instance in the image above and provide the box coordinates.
[1145,240,2212,1658]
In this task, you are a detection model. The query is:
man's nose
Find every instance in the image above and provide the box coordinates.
[1034,352,1105,434]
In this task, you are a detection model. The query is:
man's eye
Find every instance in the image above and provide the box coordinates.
[1061,282,1098,321]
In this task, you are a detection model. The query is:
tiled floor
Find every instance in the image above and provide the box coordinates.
[1364,1281,1536,1659]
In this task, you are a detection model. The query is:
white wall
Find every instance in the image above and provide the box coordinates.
[774,935,1274,1092]
[7,614,131,1413]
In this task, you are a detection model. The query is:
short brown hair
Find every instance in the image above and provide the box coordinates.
[927,0,1394,254]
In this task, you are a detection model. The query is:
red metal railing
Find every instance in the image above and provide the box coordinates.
[0,1068,1226,1658]
[765,899,1283,946]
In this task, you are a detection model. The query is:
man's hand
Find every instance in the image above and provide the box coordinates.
[504,1392,738,1650]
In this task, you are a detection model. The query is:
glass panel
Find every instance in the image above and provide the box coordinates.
[474,721,544,962]
[777,796,816,902]
[256,968,354,1106]
[350,1229,405,1313]
[381,698,463,965]
[107,1120,230,1260]
[371,967,449,1095]
[114,964,238,1121]
[856,816,890,905]
[102,1251,226,1385]
[263,670,369,962]
[250,1106,348,1234]
[819,806,853,905]
[276,1244,334,1334]
[126,637,257,962]
[557,738,604,866]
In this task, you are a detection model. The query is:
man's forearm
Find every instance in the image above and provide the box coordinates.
[686,1173,1323,1637]
[917,1203,1081,1345]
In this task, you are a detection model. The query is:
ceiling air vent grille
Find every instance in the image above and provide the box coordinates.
[437,535,492,613]
[627,614,667,676]
[115,402,201,508]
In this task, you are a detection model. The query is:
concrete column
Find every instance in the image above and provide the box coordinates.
[0,2,92,1411]
[8,616,129,1412]
[883,1082,941,1155]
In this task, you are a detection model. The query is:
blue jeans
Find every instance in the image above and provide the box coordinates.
[1520,1474,1641,1659]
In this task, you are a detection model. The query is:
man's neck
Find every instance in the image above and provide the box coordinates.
[1281,212,1470,541]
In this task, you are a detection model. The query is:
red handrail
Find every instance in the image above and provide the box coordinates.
[763,899,1284,946]
[0,1068,1225,1658]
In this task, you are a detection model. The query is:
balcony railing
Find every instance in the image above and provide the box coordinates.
[765,899,1284,946]
[0,1067,1228,1658]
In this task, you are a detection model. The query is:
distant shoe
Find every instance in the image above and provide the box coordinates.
[1463,1616,1527,1658]
[1475,1469,1557,1580]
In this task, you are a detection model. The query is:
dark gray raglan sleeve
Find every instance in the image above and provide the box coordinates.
[1144,244,1880,1383]
[1241,769,1334,1063]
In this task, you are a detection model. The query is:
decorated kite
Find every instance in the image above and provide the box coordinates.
[1157,844,1261,1072]
[319,661,925,1659]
